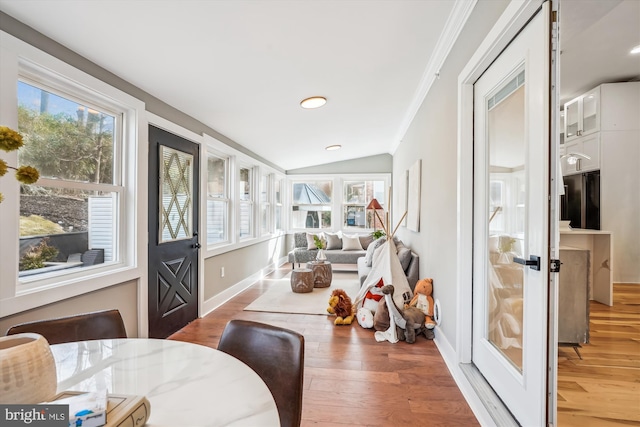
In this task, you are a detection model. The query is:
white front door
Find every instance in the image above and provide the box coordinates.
[472,3,551,426]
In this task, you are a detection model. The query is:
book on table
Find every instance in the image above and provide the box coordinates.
[47,391,150,427]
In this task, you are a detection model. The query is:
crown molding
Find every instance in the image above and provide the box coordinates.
[391,0,477,154]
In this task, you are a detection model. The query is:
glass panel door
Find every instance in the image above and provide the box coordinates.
[486,71,525,371]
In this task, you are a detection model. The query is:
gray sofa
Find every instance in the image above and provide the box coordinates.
[288,232,369,265]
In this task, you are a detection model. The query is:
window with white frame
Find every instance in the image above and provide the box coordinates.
[291,180,333,229]
[274,176,283,232]
[206,151,229,245]
[260,172,270,235]
[0,32,142,308]
[16,79,122,279]
[238,165,254,238]
[342,179,386,230]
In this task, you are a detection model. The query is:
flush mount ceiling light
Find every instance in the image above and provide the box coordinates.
[300,96,327,109]
[631,45,640,55]
[325,144,341,151]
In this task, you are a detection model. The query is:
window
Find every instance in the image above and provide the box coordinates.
[291,180,332,229]
[343,180,385,229]
[274,177,283,232]
[17,80,122,279]
[238,165,254,238]
[206,152,229,245]
[0,33,143,313]
[260,173,270,235]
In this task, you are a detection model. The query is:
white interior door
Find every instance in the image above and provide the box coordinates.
[472,4,550,426]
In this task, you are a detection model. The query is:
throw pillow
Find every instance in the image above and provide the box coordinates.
[342,234,363,251]
[364,237,386,267]
[305,232,323,250]
[397,247,412,272]
[359,234,374,250]
[325,232,342,250]
[294,232,308,249]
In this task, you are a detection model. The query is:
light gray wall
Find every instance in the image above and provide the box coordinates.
[204,236,287,300]
[0,281,138,337]
[287,153,392,175]
[392,0,509,350]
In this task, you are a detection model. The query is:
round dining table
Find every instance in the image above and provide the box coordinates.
[50,338,280,426]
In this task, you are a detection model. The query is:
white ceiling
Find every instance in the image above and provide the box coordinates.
[560,0,640,106]
[1,1,638,171]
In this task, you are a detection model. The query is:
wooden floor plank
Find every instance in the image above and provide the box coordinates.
[557,283,640,426]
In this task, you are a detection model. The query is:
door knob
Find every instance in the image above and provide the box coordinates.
[513,255,541,271]
[192,242,201,249]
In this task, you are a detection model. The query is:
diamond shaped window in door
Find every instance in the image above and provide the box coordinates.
[159,146,193,243]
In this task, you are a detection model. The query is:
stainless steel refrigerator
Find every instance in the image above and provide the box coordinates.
[561,170,600,230]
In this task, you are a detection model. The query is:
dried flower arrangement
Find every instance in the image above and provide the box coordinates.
[0,126,39,203]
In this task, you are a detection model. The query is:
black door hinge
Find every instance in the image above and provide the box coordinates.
[550,259,561,273]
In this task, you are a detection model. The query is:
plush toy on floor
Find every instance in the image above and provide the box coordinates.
[405,278,437,330]
[327,289,355,325]
[381,285,428,343]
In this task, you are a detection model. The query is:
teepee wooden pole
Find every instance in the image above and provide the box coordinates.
[390,211,407,238]
[375,210,388,235]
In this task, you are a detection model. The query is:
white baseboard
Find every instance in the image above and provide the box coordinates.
[433,328,497,427]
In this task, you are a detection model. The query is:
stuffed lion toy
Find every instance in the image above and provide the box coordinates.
[327,289,355,325]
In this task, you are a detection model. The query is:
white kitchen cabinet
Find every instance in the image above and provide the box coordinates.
[562,81,640,177]
[564,86,600,142]
[562,133,600,175]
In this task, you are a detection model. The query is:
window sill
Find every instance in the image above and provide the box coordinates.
[2,263,143,318]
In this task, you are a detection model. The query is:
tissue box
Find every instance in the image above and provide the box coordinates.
[52,390,107,427]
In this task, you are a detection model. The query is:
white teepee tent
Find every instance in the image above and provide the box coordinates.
[353,208,414,343]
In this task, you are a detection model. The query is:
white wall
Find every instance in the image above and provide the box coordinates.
[392,0,509,350]
[600,82,640,284]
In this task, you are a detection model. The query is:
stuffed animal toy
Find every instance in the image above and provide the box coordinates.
[373,297,390,331]
[356,307,374,328]
[382,285,427,343]
[361,278,385,313]
[327,289,355,325]
[405,278,437,329]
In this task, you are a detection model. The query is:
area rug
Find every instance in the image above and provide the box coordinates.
[244,275,361,315]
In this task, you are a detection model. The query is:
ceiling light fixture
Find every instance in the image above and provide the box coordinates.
[300,96,327,109]
[631,45,640,55]
[325,144,341,151]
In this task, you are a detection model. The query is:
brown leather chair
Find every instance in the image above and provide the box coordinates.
[5,309,127,345]
[217,319,304,427]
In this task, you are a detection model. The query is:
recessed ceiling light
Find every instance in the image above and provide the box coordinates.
[325,144,341,151]
[300,96,327,109]
[631,45,640,55]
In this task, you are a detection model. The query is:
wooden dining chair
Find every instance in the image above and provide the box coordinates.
[217,319,305,427]
[5,309,127,345]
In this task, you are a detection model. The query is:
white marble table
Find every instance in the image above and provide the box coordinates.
[50,338,280,426]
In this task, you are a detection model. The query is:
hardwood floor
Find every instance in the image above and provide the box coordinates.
[169,266,479,427]
[557,283,640,427]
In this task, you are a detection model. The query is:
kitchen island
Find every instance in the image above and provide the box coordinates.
[560,229,612,306]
